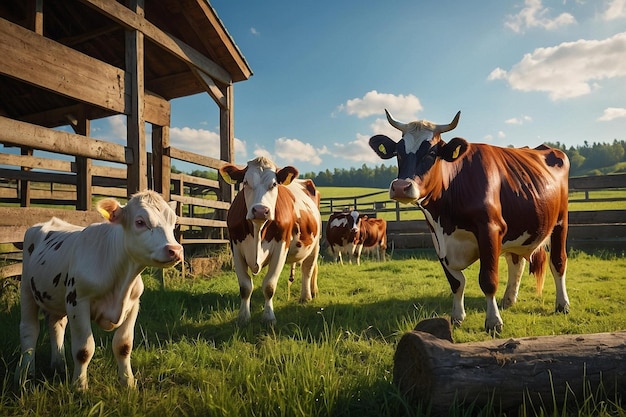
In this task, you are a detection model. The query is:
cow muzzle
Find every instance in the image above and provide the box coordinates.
[390,179,419,204]
[250,204,270,221]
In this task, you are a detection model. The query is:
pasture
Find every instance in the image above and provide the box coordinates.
[1,250,625,416]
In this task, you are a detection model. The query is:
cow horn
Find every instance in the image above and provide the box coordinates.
[385,109,408,132]
[436,111,461,133]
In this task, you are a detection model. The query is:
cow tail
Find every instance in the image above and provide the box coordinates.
[529,246,547,295]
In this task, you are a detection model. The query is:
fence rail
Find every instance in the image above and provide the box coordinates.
[320,173,626,252]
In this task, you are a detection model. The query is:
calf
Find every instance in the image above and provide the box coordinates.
[220,157,322,325]
[354,216,387,265]
[16,190,183,390]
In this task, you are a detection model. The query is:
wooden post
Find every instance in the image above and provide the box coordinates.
[72,112,92,211]
[125,0,147,196]
[394,319,626,414]
[151,124,171,200]
[218,83,234,208]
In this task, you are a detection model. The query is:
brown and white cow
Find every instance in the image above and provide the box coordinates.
[16,190,183,390]
[325,210,360,265]
[354,216,387,265]
[219,156,322,325]
[369,110,570,332]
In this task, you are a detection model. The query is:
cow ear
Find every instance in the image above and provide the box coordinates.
[369,135,397,159]
[219,164,246,185]
[277,166,299,185]
[97,198,124,223]
[439,137,469,162]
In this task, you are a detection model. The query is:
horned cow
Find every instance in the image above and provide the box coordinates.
[369,110,570,332]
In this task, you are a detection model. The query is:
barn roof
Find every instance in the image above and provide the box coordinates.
[0,0,252,127]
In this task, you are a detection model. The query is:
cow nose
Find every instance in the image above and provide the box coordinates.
[252,204,270,220]
[167,243,184,262]
[391,179,412,197]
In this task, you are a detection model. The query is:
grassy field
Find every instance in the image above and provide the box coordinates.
[1,250,625,416]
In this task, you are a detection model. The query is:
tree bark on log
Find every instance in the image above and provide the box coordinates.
[394,319,626,414]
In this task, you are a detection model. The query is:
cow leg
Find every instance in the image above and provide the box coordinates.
[112,299,140,388]
[287,263,296,301]
[550,223,570,313]
[68,301,95,391]
[354,243,364,266]
[299,245,320,303]
[441,263,467,326]
[46,312,68,375]
[501,253,526,309]
[477,235,503,333]
[15,280,40,387]
[232,250,253,324]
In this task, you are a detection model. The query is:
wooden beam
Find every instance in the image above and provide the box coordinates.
[219,84,235,206]
[169,146,224,170]
[0,116,129,164]
[79,0,232,85]
[190,67,227,108]
[125,0,147,195]
[0,17,127,115]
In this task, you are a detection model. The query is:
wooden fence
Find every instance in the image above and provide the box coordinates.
[320,173,626,253]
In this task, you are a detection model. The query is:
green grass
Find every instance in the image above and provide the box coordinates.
[1,251,625,416]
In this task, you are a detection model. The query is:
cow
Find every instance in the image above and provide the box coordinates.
[219,156,322,325]
[15,190,183,390]
[325,210,361,265]
[354,216,387,265]
[369,110,570,332]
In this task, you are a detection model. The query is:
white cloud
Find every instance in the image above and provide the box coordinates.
[488,32,626,100]
[336,90,423,121]
[273,137,328,166]
[332,133,382,163]
[505,115,533,125]
[250,27,260,36]
[505,0,576,33]
[598,107,626,121]
[602,0,626,20]
[170,126,247,160]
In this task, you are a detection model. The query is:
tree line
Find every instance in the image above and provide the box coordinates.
[302,140,626,187]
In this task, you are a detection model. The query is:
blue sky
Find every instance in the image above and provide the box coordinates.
[100,0,626,175]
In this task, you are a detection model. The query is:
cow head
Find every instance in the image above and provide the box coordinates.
[369,110,467,204]
[97,190,183,267]
[220,156,298,225]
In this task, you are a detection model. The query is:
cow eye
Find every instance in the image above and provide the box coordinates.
[135,218,147,229]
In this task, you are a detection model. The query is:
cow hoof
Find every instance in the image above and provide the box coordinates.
[450,317,463,327]
[501,297,516,310]
[298,296,312,304]
[556,303,570,314]
[484,320,503,334]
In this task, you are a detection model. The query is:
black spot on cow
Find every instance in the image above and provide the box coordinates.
[30,278,51,302]
[118,344,131,358]
[28,243,35,255]
[53,273,62,287]
[76,348,90,364]
[45,231,56,241]
[66,290,77,307]
[63,273,69,286]
[545,151,565,168]
[54,240,64,250]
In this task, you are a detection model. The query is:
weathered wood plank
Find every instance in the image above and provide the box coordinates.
[0,17,126,114]
[0,117,128,163]
[171,194,230,210]
[79,0,232,84]
[569,173,626,190]
[169,147,225,170]
[177,217,227,228]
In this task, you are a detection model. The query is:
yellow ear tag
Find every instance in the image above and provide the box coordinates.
[378,144,387,155]
[221,171,236,185]
[97,206,111,220]
[452,145,461,159]
[284,172,295,184]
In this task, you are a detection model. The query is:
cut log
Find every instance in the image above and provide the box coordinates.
[394,319,626,414]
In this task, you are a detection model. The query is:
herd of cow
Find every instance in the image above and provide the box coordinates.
[14,110,571,391]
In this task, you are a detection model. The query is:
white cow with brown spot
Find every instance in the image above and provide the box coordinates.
[16,190,183,390]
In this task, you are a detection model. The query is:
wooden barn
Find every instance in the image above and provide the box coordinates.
[0,0,253,275]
